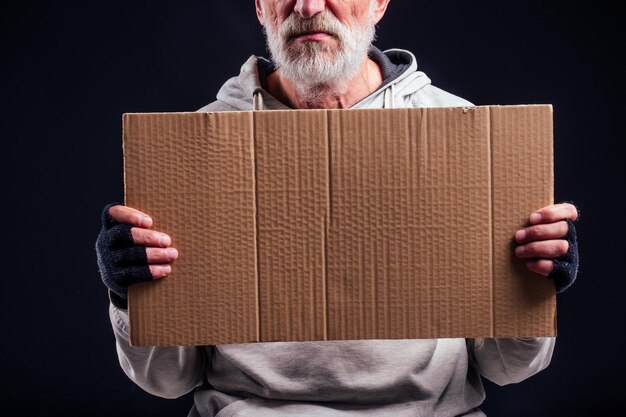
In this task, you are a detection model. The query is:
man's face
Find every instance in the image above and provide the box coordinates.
[257,0,385,89]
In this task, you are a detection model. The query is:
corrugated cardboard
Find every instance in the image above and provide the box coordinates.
[123,105,555,347]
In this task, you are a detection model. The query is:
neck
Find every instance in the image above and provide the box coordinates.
[266,57,383,109]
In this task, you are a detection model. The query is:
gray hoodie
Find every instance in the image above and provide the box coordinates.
[110,48,555,417]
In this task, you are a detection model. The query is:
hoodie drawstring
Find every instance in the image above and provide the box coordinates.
[382,84,395,109]
[253,90,264,111]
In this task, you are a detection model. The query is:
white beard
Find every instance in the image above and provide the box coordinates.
[263,4,376,96]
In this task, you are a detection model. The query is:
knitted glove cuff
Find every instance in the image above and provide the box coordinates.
[109,289,129,310]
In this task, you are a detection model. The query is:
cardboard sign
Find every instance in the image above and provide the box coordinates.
[123,106,555,346]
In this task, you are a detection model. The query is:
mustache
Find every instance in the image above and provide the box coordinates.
[281,12,342,40]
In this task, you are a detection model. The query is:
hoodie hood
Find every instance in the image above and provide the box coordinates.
[207,47,433,111]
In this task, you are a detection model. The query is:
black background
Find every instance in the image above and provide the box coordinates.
[2,1,625,416]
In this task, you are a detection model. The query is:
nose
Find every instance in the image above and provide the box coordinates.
[294,0,326,18]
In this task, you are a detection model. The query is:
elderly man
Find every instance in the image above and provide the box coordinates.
[96,1,579,416]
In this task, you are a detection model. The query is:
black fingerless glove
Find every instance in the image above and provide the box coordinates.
[549,218,579,294]
[95,203,152,308]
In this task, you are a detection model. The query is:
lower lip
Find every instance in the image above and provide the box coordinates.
[294,32,332,41]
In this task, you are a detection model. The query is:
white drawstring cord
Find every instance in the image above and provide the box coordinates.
[382,84,395,109]
[253,90,264,111]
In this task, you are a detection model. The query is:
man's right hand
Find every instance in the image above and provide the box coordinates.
[95,204,178,307]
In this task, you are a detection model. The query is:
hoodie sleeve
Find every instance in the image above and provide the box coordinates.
[468,337,555,386]
[109,303,207,399]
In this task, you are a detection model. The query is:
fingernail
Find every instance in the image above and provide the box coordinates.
[166,248,178,260]
[515,246,525,257]
[161,264,172,275]
[141,215,153,227]
[530,213,542,224]
[515,229,526,242]
[160,234,171,246]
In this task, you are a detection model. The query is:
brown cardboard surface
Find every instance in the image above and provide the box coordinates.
[123,105,555,346]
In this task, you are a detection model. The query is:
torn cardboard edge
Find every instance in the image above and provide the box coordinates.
[123,105,556,346]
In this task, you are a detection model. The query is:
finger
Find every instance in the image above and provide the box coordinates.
[116,245,148,264]
[131,227,171,247]
[117,265,153,288]
[529,203,578,225]
[515,239,569,258]
[515,220,569,243]
[149,264,172,279]
[101,223,135,247]
[525,259,555,277]
[146,247,179,263]
[109,205,153,228]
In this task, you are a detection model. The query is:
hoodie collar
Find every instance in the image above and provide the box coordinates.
[216,46,421,111]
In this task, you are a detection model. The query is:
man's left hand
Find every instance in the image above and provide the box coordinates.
[514,203,579,278]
